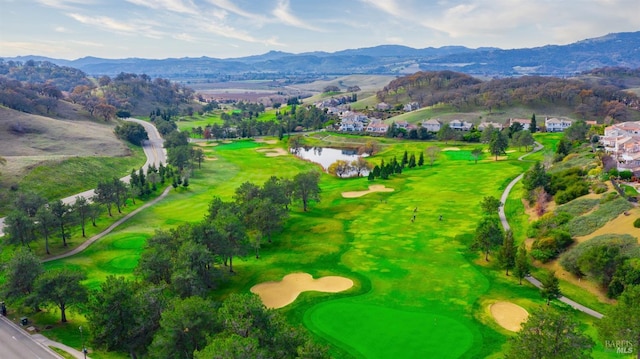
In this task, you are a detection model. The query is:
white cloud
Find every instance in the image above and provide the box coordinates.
[359,0,403,17]
[125,0,198,15]
[67,13,165,39]
[205,0,267,23]
[272,0,321,31]
[36,0,94,10]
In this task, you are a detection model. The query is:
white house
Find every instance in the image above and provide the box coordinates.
[421,119,442,132]
[449,119,473,131]
[376,102,391,111]
[545,118,573,132]
[477,121,504,131]
[507,118,531,130]
[403,102,420,112]
[366,119,389,134]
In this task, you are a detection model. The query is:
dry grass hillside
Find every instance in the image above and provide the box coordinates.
[0,106,130,185]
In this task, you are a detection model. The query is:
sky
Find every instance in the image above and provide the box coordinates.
[1,0,639,60]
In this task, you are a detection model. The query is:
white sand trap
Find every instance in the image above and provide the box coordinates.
[255,139,277,144]
[342,185,394,198]
[195,142,218,147]
[443,147,460,151]
[205,156,218,161]
[251,273,353,309]
[490,301,529,332]
[256,148,288,157]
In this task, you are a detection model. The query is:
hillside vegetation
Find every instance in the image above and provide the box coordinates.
[376,69,640,122]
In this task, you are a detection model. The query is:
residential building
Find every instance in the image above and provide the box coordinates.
[449,119,473,131]
[421,119,442,132]
[506,118,531,130]
[477,121,504,131]
[366,119,389,134]
[601,121,640,172]
[545,117,573,132]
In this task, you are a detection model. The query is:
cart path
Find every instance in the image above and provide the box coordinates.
[498,142,604,319]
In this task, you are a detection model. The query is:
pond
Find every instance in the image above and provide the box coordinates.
[292,147,370,176]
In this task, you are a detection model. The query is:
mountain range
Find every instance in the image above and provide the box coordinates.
[3,31,640,80]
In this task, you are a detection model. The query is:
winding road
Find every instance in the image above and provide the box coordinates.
[0,118,166,237]
[498,142,604,319]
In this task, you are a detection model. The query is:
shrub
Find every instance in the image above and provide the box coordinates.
[634,218,640,228]
[619,170,633,180]
[554,183,590,204]
[527,212,573,238]
[591,182,608,194]
[599,191,619,204]
[530,230,574,262]
[556,198,599,217]
[560,234,638,278]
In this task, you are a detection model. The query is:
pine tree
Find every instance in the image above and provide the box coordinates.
[540,271,561,304]
[408,154,416,168]
[514,243,530,285]
[401,150,408,167]
[418,152,424,166]
[497,230,516,275]
[530,113,537,133]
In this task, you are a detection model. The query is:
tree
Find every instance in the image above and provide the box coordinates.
[564,120,589,142]
[597,285,640,359]
[425,146,441,167]
[210,207,249,273]
[360,140,380,156]
[33,269,87,322]
[148,296,218,359]
[13,191,47,218]
[89,277,168,359]
[328,160,352,178]
[505,307,594,359]
[35,204,55,254]
[437,123,456,143]
[2,247,43,299]
[293,171,321,212]
[518,130,535,151]
[473,216,504,261]
[489,130,509,160]
[522,161,551,193]
[50,200,70,246]
[114,122,148,146]
[352,157,372,177]
[471,147,483,164]
[408,153,416,168]
[418,152,424,166]
[514,243,531,285]
[95,180,115,216]
[540,271,561,305]
[530,113,537,133]
[191,147,205,169]
[4,211,36,248]
[74,196,90,237]
[497,230,517,276]
[480,196,502,215]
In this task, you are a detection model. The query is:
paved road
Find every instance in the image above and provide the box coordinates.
[0,316,62,359]
[498,142,604,319]
[0,118,165,237]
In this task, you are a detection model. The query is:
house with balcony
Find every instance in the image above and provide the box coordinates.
[449,119,473,131]
[545,118,573,132]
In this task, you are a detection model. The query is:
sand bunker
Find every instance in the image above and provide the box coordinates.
[254,138,278,144]
[443,147,460,151]
[490,301,529,332]
[342,185,394,198]
[251,273,353,309]
[256,148,288,157]
[195,142,218,147]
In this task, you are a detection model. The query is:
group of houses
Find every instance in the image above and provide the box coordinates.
[336,114,579,135]
[601,121,640,172]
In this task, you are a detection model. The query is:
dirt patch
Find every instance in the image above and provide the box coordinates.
[575,206,640,244]
[342,185,394,198]
[256,148,288,157]
[250,273,353,309]
[443,147,460,151]
[254,138,277,144]
[490,301,529,332]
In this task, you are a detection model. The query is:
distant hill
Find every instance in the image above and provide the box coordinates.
[3,32,639,79]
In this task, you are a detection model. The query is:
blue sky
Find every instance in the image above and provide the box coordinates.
[1,0,639,60]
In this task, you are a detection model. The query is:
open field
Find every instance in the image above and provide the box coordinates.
[36,133,627,358]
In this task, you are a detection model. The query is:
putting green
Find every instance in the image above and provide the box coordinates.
[306,301,474,358]
[111,234,147,249]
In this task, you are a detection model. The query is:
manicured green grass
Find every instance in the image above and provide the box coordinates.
[40,133,620,358]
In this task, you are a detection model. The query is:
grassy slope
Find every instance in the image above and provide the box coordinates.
[0,108,146,215]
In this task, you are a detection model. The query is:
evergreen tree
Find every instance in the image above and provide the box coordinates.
[530,113,537,133]
[514,243,531,285]
[401,150,408,167]
[540,271,561,304]
[408,153,416,168]
[418,152,424,166]
[497,230,517,276]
